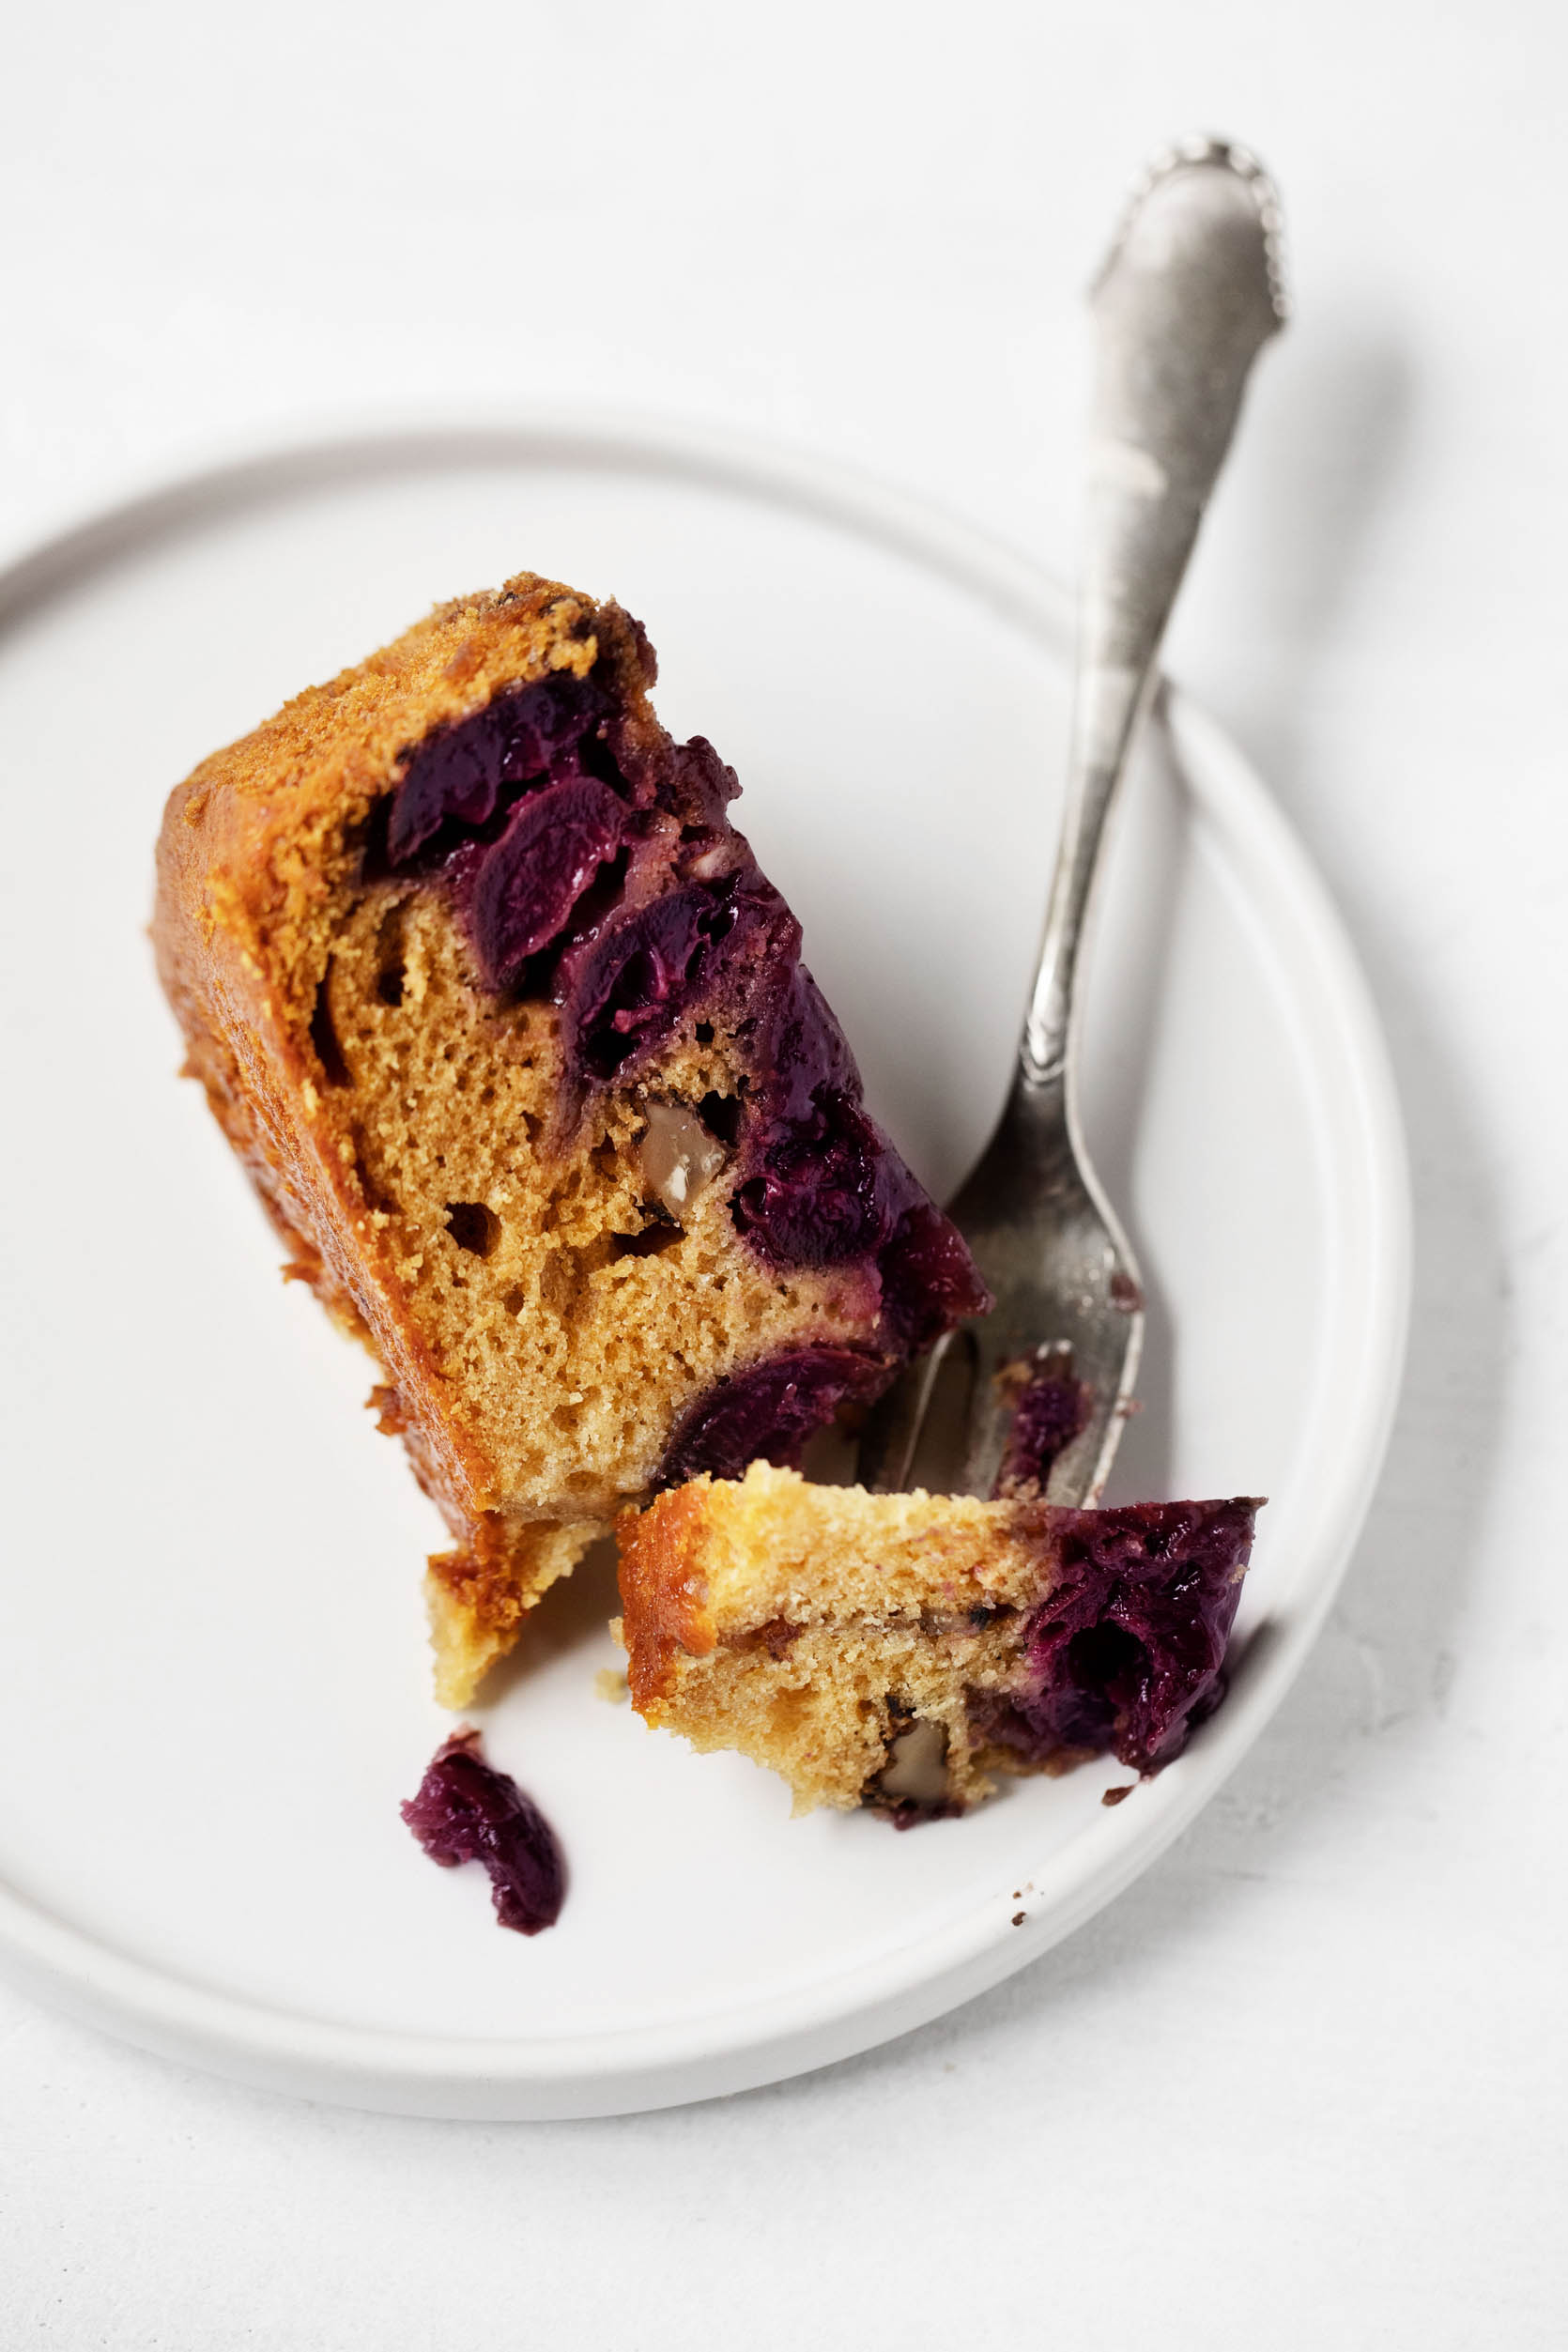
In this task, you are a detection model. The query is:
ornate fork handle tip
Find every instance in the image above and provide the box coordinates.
[1022,138,1286,1094]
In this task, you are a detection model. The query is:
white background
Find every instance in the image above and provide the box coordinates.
[2,1,1564,2344]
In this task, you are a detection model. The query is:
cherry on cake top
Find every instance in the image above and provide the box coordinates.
[974,1497,1260,1776]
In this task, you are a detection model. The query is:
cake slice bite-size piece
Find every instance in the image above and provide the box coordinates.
[615,1464,1262,1821]
[154,573,987,1704]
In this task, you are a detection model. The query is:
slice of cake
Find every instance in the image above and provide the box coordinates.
[616,1464,1260,1819]
[154,575,987,1703]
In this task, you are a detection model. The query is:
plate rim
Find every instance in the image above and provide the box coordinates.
[0,406,1412,2118]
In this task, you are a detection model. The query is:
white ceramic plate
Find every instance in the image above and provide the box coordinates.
[0,413,1407,2118]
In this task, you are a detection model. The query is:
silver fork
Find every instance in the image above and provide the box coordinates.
[860,136,1287,1504]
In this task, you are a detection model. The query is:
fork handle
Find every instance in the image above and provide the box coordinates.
[1021,140,1284,1087]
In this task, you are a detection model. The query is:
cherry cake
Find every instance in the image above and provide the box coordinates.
[154,575,986,1704]
[616,1465,1260,1820]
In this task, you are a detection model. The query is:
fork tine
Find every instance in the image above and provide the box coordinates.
[858,1329,967,1494]
[858,1071,1145,1503]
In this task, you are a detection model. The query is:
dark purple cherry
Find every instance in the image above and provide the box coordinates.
[400,1728,566,1935]
[388,673,608,864]
[565,872,788,1080]
[655,1346,888,1486]
[469,776,627,991]
[968,1498,1260,1776]
[992,1354,1091,1497]
[732,1089,889,1267]
[876,1202,992,1349]
[569,884,718,1077]
[752,966,859,1128]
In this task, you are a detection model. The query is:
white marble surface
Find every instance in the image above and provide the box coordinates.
[2,1,1564,2343]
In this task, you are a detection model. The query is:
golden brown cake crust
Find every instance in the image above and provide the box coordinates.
[616,1483,717,1712]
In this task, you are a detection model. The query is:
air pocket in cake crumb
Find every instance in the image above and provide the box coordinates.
[374,902,409,1007]
[309,966,352,1086]
[445,1201,500,1257]
[609,1223,684,1261]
